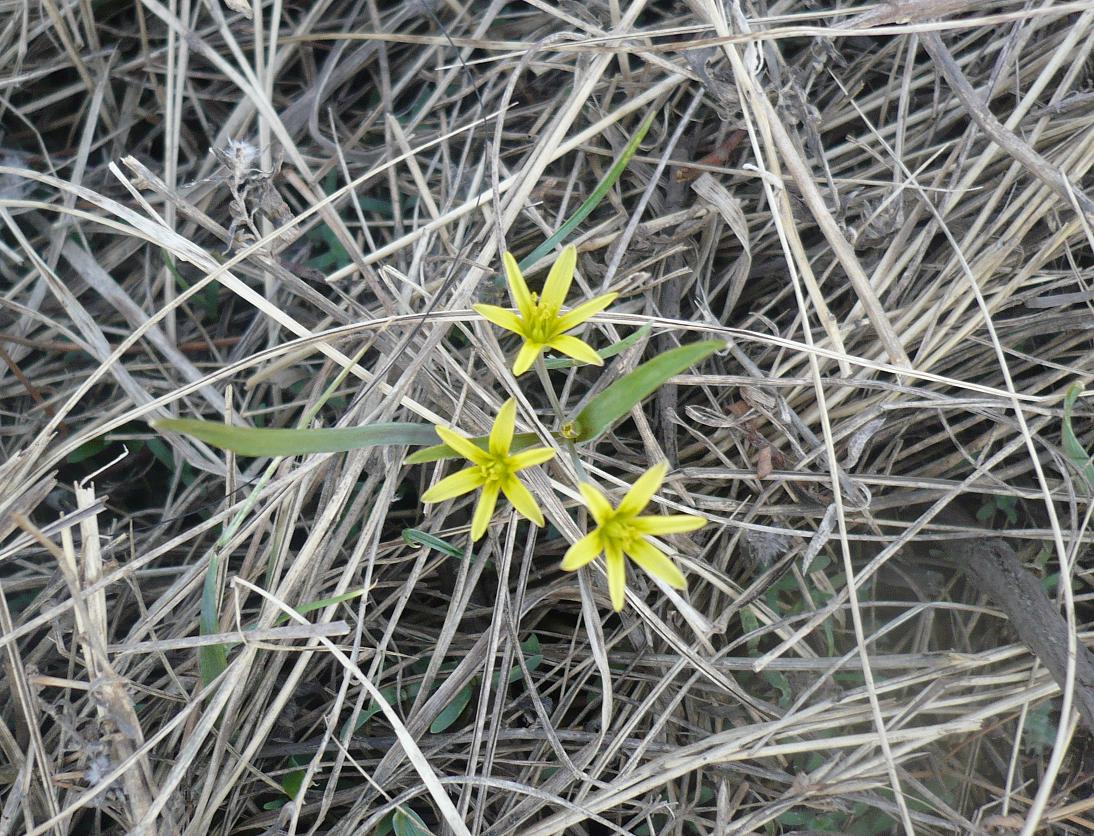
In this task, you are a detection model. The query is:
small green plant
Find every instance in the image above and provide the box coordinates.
[150,112,722,618]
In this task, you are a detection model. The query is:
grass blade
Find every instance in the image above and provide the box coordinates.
[150,418,439,457]
[199,552,228,687]
[517,110,655,272]
[1062,384,1094,491]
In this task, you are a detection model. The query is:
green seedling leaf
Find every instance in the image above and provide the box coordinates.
[564,340,725,442]
[1062,384,1094,491]
[402,528,463,558]
[739,606,761,655]
[199,552,228,687]
[150,418,439,457]
[543,323,653,370]
[430,685,473,734]
[517,110,655,272]
[279,766,308,800]
[392,808,431,836]
[66,436,109,464]
[353,680,424,731]
[762,669,793,707]
[405,431,552,465]
[432,635,542,734]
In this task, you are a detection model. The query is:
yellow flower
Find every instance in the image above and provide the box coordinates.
[474,245,618,376]
[561,462,706,611]
[421,399,556,541]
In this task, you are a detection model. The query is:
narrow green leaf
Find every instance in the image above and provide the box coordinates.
[1062,384,1094,491]
[272,588,366,627]
[150,418,439,457]
[543,323,653,369]
[518,110,655,272]
[430,685,473,734]
[199,552,228,687]
[405,431,552,465]
[402,528,463,558]
[565,340,725,442]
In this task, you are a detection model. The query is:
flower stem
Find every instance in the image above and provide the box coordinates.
[534,355,587,480]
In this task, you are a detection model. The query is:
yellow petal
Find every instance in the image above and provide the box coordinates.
[626,538,688,590]
[512,341,543,376]
[500,475,544,526]
[617,462,668,517]
[605,542,627,612]
[629,514,707,536]
[490,398,517,457]
[546,335,603,367]
[509,446,556,471]
[555,292,618,333]
[540,244,577,310]
[578,482,614,526]
[503,251,534,319]
[560,531,602,571]
[435,425,490,465]
[421,467,486,503]
[470,481,500,541]
[474,303,527,336]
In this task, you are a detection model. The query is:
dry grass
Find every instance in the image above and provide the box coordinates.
[2,0,1094,833]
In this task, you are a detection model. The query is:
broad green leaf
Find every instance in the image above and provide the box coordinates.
[564,340,725,442]
[544,323,653,369]
[199,552,228,687]
[392,808,431,836]
[1062,384,1094,491]
[405,431,553,465]
[402,528,463,558]
[430,685,473,734]
[279,767,308,800]
[518,110,655,272]
[150,418,439,457]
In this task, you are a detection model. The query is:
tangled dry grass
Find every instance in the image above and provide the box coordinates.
[2,0,1094,833]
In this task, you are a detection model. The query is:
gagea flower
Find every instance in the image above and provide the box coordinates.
[561,462,706,611]
[474,245,618,376]
[421,399,556,541]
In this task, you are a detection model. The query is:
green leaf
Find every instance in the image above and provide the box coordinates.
[392,808,431,836]
[150,418,439,457]
[199,551,228,687]
[564,340,725,442]
[279,767,308,800]
[274,588,366,626]
[739,606,761,654]
[66,436,109,464]
[430,685,473,734]
[543,323,653,369]
[1062,384,1094,491]
[405,431,552,465]
[402,528,463,558]
[517,110,655,273]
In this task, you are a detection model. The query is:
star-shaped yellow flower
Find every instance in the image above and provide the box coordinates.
[421,399,556,541]
[561,462,706,611]
[474,245,618,376]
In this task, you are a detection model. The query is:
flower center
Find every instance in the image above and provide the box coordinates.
[526,294,560,342]
[600,516,631,546]
[479,456,511,484]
